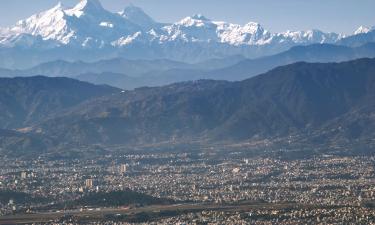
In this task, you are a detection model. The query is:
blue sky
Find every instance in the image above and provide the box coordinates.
[0,0,374,34]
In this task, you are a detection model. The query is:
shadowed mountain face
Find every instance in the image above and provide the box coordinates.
[35,58,375,148]
[0,76,119,129]
[0,58,374,157]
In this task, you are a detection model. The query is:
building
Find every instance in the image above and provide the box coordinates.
[85,179,93,189]
[21,172,27,179]
[120,164,127,174]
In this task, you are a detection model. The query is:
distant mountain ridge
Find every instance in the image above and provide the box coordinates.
[2,43,374,90]
[0,0,373,68]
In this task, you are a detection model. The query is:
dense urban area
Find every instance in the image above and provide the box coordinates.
[0,148,374,224]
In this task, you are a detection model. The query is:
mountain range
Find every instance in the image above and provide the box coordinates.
[0,0,374,68]
[0,58,374,158]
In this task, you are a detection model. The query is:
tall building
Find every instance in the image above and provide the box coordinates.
[85,178,93,189]
[21,171,27,179]
[120,164,127,174]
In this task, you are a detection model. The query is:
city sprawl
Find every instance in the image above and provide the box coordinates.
[0,149,374,224]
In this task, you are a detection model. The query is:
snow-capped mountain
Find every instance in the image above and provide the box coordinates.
[113,14,342,47]
[338,26,375,47]
[0,0,343,48]
[354,26,371,35]
[118,4,163,30]
[0,0,372,68]
[3,0,145,48]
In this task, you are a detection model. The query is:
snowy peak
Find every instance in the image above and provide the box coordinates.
[175,14,216,28]
[74,0,104,11]
[191,14,210,21]
[279,29,342,44]
[242,22,266,34]
[214,21,271,45]
[119,5,156,29]
[2,0,146,48]
[156,15,219,42]
[10,1,68,39]
[354,26,371,35]
[65,0,105,17]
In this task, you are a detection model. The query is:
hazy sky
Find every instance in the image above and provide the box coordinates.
[0,0,374,34]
